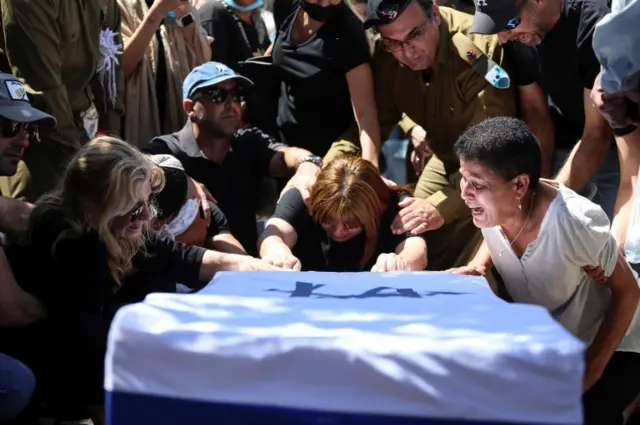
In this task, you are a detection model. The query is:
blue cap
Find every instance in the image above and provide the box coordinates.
[182,62,254,100]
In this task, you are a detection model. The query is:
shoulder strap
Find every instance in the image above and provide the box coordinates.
[451,32,511,89]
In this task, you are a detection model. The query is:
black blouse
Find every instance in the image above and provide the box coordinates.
[6,207,206,320]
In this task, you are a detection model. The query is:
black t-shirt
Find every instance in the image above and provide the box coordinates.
[272,1,371,155]
[6,207,205,319]
[506,0,610,149]
[272,188,414,271]
[144,124,285,256]
[198,1,271,69]
[206,200,232,238]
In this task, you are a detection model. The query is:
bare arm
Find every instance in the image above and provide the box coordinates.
[120,0,186,78]
[518,83,555,177]
[269,146,314,178]
[206,233,247,255]
[610,128,640,247]
[346,63,381,167]
[585,249,640,390]
[555,89,613,190]
[0,247,45,326]
[258,218,298,258]
[394,236,427,271]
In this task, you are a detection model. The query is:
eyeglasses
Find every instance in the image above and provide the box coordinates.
[0,118,30,139]
[127,201,150,223]
[381,19,429,52]
[199,87,245,104]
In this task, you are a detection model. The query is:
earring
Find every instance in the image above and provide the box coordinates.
[517,198,522,210]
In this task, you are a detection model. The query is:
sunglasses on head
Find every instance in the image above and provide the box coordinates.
[0,118,30,139]
[198,87,245,104]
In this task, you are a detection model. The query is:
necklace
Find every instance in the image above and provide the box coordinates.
[499,192,536,257]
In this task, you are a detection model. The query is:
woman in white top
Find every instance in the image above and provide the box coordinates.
[449,117,640,425]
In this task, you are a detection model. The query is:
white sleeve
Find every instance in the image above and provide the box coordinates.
[559,200,618,277]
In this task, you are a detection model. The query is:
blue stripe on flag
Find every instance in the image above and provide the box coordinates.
[106,391,569,425]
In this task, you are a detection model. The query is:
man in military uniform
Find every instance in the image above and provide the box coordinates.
[325,0,516,270]
[0,0,123,202]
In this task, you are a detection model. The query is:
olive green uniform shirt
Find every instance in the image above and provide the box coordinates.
[330,7,517,224]
[0,0,102,150]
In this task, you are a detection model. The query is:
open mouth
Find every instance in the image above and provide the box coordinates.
[471,207,484,216]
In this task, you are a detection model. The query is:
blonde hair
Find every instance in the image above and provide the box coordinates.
[29,136,165,286]
[309,156,408,269]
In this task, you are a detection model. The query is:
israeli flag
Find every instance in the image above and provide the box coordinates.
[106,272,585,425]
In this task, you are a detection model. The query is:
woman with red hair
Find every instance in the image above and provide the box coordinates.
[258,156,427,272]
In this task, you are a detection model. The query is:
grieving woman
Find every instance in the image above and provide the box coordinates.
[450,117,640,425]
[1,136,277,425]
[258,156,427,271]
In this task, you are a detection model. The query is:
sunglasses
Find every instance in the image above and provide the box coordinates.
[127,201,150,223]
[1,118,30,138]
[199,87,245,104]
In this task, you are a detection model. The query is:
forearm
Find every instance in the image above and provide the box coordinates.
[555,133,610,191]
[270,147,313,178]
[0,196,32,236]
[587,287,640,368]
[468,241,493,271]
[207,234,248,255]
[197,250,248,281]
[259,235,294,258]
[122,10,164,78]
[522,109,555,177]
[357,120,381,167]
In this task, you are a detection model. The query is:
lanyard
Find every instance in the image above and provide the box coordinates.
[220,2,263,56]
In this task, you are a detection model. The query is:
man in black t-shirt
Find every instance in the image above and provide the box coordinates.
[470,0,620,219]
[144,62,322,256]
[197,0,271,68]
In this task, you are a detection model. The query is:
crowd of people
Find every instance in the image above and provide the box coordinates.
[0,0,639,423]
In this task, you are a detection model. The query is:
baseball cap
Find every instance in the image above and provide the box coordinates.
[593,0,640,94]
[470,0,519,35]
[182,62,254,100]
[363,0,414,29]
[0,73,56,128]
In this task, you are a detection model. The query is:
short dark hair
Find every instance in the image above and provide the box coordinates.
[453,117,542,189]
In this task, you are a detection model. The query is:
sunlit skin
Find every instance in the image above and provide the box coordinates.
[183,79,244,138]
[495,0,562,47]
[377,1,441,71]
[109,180,153,241]
[459,159,527,229]
[0,123,29,176]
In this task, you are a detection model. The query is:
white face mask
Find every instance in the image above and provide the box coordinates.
[159,198,201,240]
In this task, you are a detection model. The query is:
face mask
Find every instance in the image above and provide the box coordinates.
[301,0,335,22]
[223,0,264,12]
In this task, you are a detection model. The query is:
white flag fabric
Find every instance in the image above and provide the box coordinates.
[105,271,585,425]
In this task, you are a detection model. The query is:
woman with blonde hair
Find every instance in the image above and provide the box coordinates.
[259,156,427,272]
[119,0,213,146]
[1,136,277,424]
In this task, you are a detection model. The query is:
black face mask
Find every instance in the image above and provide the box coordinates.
[301,0,335,22]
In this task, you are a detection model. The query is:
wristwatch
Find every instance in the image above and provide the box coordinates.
[298,155,323,168]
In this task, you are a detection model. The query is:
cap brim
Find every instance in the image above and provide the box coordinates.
[192,74,255,96]
[470,9,512,34]
[0,103,57,129]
